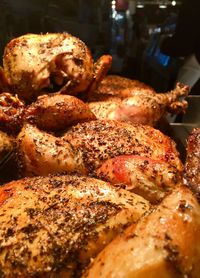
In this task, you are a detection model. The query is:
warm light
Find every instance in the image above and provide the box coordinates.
[172,0,176,6]
[137,4,144,8]
[159,4,167,8]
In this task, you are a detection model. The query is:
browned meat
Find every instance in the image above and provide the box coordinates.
[0,93,97,134]
[88,81,189,126]
[0,92,25,134]
[184,128,200,199]
[84,185,200,278]
[90,74,155,100]
[63,120,182,172]
[17,120,183,202]
[23,93,96,132]
[2,33,112,102]
[0,174,149,277]
[96,154,182,203]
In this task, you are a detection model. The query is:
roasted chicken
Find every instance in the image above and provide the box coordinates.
[0,174,149,277]
[88,76,189,126]
[1,33,112,102]
[96,155,182,203]
[0,92,97,134]
[184,128,200,199]
[89,74,156,99]
[17,120,183,202]
[23,93,96,132]
[84,185,200,278]
[0,92,25,134]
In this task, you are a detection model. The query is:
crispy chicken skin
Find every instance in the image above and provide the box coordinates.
[0,174,149,277]
[17,123,87,177]
[184,128,200,199]
[16,120,183,201]
[0,93,96,134]
[23,93,96,132]
[83,185,200,278]
[90,75,155,100]
[96,155,182,203]
[0,92,25,134]
[88,81,189,126]
[3,33,111,102]
[63,120,183,172]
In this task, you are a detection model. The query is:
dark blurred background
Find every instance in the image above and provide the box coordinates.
[0,0,184,92]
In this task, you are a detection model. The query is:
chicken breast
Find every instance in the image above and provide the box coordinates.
[17,120,183,178]
[0,174,150,277]
[84,185,200,278]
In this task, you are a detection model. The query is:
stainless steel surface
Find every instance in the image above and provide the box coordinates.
[169,123,198,146]
[182,95,200,124]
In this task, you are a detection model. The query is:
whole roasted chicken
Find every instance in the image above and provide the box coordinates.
[84,127,200,277]
[1,33,112,102]
[88,75,189,126]
[0,174,149,277]
[17,119,183,203]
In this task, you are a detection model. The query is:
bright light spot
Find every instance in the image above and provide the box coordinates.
[115,13,124,21]
[159,4,167,8]
[172,0,176,6]
[112,10,117,19]
[111,0,116,4]
[137,4,144,8]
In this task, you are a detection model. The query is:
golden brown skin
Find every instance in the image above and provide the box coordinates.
[0,174,149,277]
[90,74,155,100]
[0,92,25,134]
[3,33,112,102]
[88,81,189,126]
[184,128,200,199]
[96,155,182,203]
[17,123,87,177]
[23,93,96,132]
[16,120,183,182]
[84,185,200,278]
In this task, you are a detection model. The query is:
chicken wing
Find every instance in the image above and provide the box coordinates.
[0,92,25,134]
